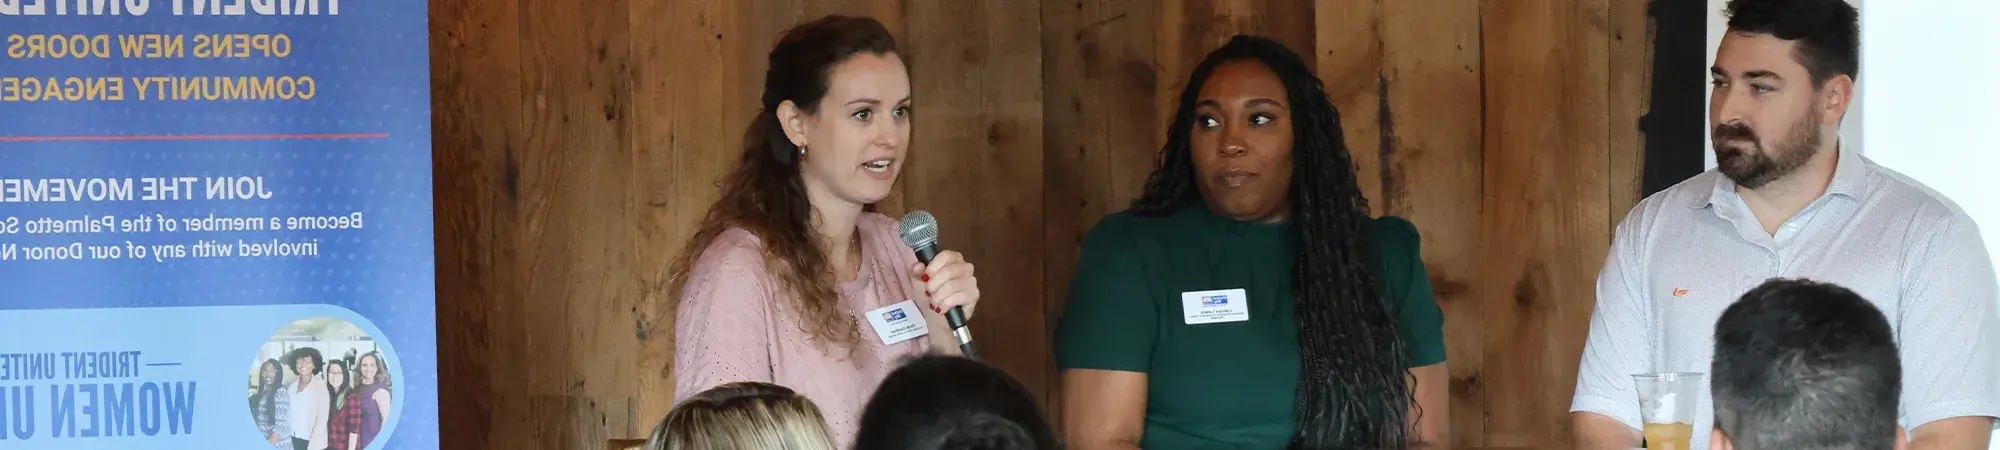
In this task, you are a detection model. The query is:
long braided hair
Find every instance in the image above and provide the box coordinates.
[1130,35,1415,449]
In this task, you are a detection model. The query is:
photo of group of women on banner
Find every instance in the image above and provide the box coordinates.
[246,318,395,450]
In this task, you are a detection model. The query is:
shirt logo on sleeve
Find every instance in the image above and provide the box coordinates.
[1672,287,1689,297]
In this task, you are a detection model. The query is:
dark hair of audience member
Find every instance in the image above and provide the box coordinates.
[1710,278,1900,450]
[854,355,1058,450]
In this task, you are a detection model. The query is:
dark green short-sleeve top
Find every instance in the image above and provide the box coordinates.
[1054,203,1447,449]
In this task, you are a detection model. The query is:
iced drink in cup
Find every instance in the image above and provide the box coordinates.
[1634,373,1702,450]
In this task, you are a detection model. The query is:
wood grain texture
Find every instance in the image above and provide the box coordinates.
[1478,0,1615,447]
[1377,0,1486,447]
[1041,0,1161,430]
[1608,0,1653,226]
[1042,0,1162,320]
[901,0,1048,406]
[629,0,737,432]
[431,0,520,447]
[1316,0,1384,208]
[511,0,638,446]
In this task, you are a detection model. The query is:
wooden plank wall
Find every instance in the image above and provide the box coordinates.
[432,0,1651,448]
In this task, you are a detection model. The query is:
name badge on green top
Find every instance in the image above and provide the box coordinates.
[1180,288,1249,324]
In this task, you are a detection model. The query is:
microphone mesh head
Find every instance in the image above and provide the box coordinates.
[899,210,940,249]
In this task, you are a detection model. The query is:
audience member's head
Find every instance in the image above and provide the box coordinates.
[645,382,836,450]
[854,355,1057,450]
[1710,278,1903,450]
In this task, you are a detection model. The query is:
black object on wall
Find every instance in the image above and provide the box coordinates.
[1641,0,1709,197]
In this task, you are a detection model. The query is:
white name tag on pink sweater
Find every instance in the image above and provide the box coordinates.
[866,300,929,345]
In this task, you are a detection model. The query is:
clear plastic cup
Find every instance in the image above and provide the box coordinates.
[1633,372,1703,450]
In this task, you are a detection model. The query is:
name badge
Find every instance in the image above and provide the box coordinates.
[865,300,930,345]
[1181,288,1250,324]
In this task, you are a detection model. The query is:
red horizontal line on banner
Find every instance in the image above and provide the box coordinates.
[0,133,390,142]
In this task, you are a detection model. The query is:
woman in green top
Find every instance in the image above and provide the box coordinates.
[1056,35,1449,449]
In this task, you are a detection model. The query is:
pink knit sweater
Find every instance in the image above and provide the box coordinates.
[672,213,936,446]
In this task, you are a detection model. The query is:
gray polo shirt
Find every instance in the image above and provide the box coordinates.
[1571,147,2000,449]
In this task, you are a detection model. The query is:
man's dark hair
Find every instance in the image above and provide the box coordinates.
[1724,0,1860,88]
[286,347,324,376]
[1711,278,1899,449]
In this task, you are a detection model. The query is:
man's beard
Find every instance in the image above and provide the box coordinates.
[1712,110,1822,190]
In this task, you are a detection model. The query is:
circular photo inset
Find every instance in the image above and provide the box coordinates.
[247,317,396,450]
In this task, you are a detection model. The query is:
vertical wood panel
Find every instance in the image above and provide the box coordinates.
[1171,1,1316,85]
[1043,0,1163,320]
[629,0,736,432]
[430,0,520,447]
[1042,0,1162,430]
[1316,0,1384,208]
[903,0,1048,404]
[1378,1,1486,447]
[1151,0,1185,145]
[1609,0,1653,226]
[511,0,637,446]
[1479,0,1614,446]
[1245,0,1318,67]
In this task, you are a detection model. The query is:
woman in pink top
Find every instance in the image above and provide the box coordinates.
[663,14,983,447]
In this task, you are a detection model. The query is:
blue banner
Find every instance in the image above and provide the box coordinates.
[0,1,437,449]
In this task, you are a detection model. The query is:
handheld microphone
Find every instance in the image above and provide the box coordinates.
[898,210,978,360]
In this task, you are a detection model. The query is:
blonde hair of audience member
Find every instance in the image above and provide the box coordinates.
[646,382,836,450]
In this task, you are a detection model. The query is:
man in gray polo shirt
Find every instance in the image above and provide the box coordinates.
[1569,0,2000,449]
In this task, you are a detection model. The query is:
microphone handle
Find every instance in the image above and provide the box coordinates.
[944,307,976,359]
[913,244,941,266]
[912,243,978,360]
